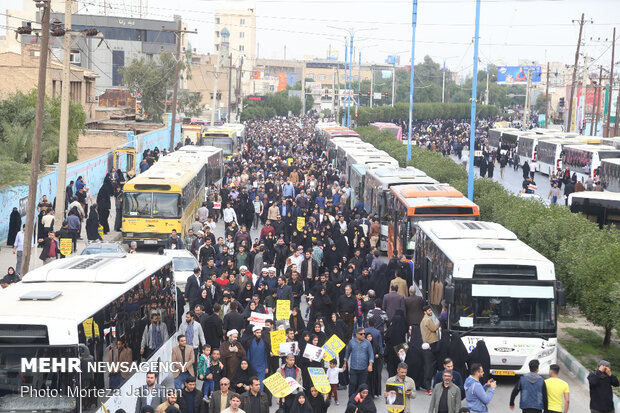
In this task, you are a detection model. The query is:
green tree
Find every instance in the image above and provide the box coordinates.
[176,90,204,118]
[120,50,180,122]
[534,93,550,114]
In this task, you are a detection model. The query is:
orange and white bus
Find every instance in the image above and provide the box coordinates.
[386,183,480,257]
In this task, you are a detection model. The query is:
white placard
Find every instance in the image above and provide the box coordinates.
[302,343,325,362]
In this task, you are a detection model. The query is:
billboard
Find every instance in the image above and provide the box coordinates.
[497,66,541,84]
[277,72,287,92]
[385,55,400,65]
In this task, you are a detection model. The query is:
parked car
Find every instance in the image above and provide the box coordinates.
[163,249,199,289]
[80,241,126,255]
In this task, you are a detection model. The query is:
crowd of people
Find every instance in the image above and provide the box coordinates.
[2,113,617,413]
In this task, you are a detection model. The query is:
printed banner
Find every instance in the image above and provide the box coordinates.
[270,329,286,355]
[60,237,72,256]
[496,66,542,84]
[276,299,290,321]
[308,367,331,394]
[263,373,292,398]
[321,334,346,361]
[249,312,270,328]
[385,382,406,413]
[302,343,325,362]
[296,217,305,231]
[277,72,288,92]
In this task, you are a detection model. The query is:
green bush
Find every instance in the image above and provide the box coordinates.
[355,127,620,346]
[356,103,499,126]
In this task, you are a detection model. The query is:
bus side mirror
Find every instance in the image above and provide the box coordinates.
[444,284,455,305]
[556,282,566,307]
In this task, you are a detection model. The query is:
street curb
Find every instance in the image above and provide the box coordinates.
[557,344,620,413]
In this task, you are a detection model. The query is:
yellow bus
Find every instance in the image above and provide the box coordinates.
[122,161,206,246]
[200,127,238,155]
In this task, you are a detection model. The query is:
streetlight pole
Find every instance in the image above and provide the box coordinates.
[467,0,481,201]
[406,0,418,162]
[356,50,361,119]
[344,41,348,127]
[348,35,353,127]
[442,60,446,103]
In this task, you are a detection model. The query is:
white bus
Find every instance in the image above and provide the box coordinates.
[599,158,620,193]
[326,138,371,170]
[516,133,541,171]
[170,145,224,188]
[536,137,600,176]
[561,144,620,183]
[349,162,397,212]
[0,254,179,412]
[414,220,565,376]
[344,150,399,181]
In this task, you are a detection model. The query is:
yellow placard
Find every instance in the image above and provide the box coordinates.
[263,372,292,398]
[296,217,305,231]
[308,367,331,394]
[276,300,290,321]
[59,237,72,256]
[385,382,406,413]
[270,329,286,355]
[321,334,346,361]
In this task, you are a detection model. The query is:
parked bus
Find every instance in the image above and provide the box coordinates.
[487,128,520,152]
[370,122,403,140]
[561,144,620,183]
[331,140,376,170]
[344,150,398,178]
[599,158,620,192]
[349,163,396,212]
[122,161,206,246]
[387,184,480,257]
[516,133,540,171]
[537,137,601,176]
[0,254,178,412]
[222,123,246,146]
[569,191,620,229]
[161,145,224,190]
[199,127,237,155]
[414,220,565,375]
[362,168,439,252]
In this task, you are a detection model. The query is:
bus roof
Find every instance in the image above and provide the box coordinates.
[569,190,620,204]
[177,145,222,155]
[368,167,438,186]
[601,158,620,166]
[0,254,171,344]
[417,221,555,277]
[392,183,464,199]
[126,164,197,190]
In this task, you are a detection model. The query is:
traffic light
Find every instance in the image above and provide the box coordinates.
[558,97,565,108]
[359,91,363,98]
[367,91,371,96]
[384,91,389,98]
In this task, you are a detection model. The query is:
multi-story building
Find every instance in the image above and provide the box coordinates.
[214,8,256,64]
[0,44,98,119]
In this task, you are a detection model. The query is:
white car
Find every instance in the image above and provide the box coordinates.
[163,249,199,289]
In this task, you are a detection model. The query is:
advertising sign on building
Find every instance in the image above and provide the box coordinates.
[497,66,542,84]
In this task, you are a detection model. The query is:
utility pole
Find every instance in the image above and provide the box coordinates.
[211,28,229,126]
[485,63,490,105]
[592,66,603,136]
[522,70,531,127]
[336,63,341,124]
[356,50,360,118]
[615,92,620,135]
[581,53,589,133]
[467,0,481,201]
[442,60,446,103]
[407,0,418,162]
[227,54,232,121]
[237,56,243,122]
[567,13,588,133]
[391,61,396,107]
[332,67,336,116]
[53,0,73,232]
[370,65,374,108]
[301,62,306,114]
[22,0,52,276]
[545,62,550,128]
[605,27,615,137]
[344,42,348,127]
[163,20,196,150]
[348,35,353,126]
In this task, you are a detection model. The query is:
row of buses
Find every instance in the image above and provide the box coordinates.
[488,127,620,188]
[316,121,566,380]
[319,123,480,258]
[181,122,246,156]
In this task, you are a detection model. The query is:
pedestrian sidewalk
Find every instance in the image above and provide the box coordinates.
[0,207,122,276]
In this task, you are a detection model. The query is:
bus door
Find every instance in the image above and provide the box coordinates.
[114,148,137,178]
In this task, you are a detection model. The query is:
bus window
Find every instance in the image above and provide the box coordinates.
[123,192,152,217]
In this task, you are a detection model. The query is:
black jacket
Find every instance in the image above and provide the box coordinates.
[178,388,204,413]
[39,237,59,261]
[239,390,270,413]
[588,369,619,411]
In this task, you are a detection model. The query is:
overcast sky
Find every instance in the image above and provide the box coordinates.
[5,0,620,72]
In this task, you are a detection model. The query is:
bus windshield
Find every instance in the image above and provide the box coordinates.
[201,138,234,154]
[123,192,181,218]
[450,280,556,334]
[0,345,78,412]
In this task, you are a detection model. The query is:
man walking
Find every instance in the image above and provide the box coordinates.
[428,370,462,413]
[240,376,269,413]
[464,363,496,413]
[172,335,196,389]
[509,359,546,412]
[13,224,25,275]
[179,311,206,371]
[544,364,569,413]
[588,360,619,413]
[135,371,166,412]
[421,305,441,393]
[343,327,374,397]
[385,362,416,413]
[209,377,238,413]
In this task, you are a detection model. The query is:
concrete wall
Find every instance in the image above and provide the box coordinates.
[0,114,180,243]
